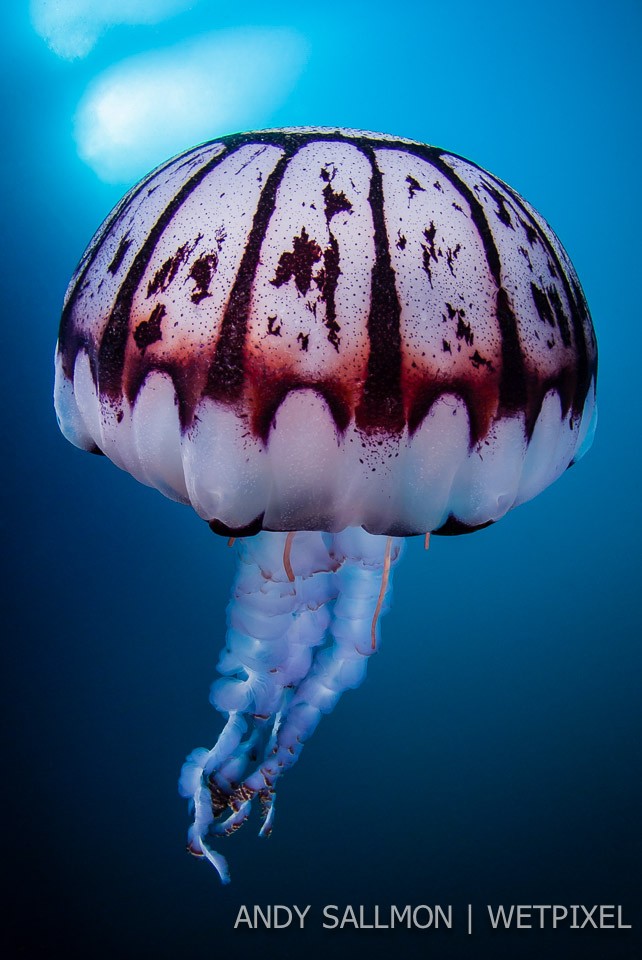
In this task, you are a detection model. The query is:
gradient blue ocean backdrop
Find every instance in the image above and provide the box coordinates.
[2,2,640,958]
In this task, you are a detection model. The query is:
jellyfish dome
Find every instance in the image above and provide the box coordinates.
[54,127,597,881]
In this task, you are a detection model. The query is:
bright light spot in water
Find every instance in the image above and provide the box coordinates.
[74,29,309,183]
[30,0,198,60]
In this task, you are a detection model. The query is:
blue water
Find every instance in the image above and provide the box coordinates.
[2,2,641,958]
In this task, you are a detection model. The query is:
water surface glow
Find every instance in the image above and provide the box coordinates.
[30,0,199,60]
[73,28,309,182]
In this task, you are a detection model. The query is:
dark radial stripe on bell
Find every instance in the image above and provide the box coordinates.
[96,146,229,398]
[571,277,597,379]
[57,141,216,374]
[424,150,528,418]
[355,145,404,434]
[482,170,593,411]
[204,150,293,405]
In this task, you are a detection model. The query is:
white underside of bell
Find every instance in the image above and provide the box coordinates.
[54,350,596,534]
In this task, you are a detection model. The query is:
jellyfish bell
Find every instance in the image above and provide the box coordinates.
[54,127,597,882]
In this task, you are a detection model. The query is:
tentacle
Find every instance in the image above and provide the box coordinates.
[178,712,248,883]
[226,528,403,825]
[180,528,403,880]
[179,531,340,877]
[283,531,296,582]
[371,535,393,649]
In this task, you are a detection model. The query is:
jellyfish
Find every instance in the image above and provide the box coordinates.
[54,128,597,882]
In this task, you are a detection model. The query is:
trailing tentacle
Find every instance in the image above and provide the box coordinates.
[239,528,403,801]
[179,527,402,881]
[179,531,340,880]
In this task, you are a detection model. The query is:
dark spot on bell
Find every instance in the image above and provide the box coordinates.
[421,222,438,288]
[271,227,322,296]
[518,245,533,272]
[481,178,513,229]
[530,282,571,346]
[107,235,131,274]
[147,236,202,298]
[322,182,352,222]
[456,315,474,346]
[133,303,165,352]
[446,243,461,276]
[320,237,341,351]
[406,175,425,199]
[519,216,538,247]
[470,349,492,370]
[189,252,218,303]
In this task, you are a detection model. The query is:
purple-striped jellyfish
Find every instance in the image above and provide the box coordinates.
[54,128,597,882]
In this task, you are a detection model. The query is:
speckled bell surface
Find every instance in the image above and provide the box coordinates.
[54,126,598,540]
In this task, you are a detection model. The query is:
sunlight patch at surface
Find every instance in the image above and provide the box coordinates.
[73,28,309,182]
[30,0,199,60]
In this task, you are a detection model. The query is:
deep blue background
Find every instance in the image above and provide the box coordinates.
[2,2,640,958]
